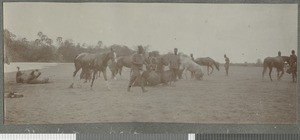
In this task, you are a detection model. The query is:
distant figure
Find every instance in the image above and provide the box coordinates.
[16,67,23,83]
[169,48,180,86]
[288,50,297,82]
[190,53,195,78]
[127,45,148,93]
[224,54,230,76]
[278,51,281,57]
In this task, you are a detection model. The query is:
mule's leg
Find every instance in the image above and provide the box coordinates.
[90,70,97,89]
[70,67,81,88]
[269,67,273,81]
[102,70,111,90]
[262,66,267,80]
[184,69,188,79]
[276,68,280,80]
[207,66,209,75]
[119,66,123,80]
[112,71,117,80]
[80,69,88,83]
[279,68,284,80]
[210,65,214,75]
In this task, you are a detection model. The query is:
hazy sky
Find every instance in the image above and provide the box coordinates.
[3,3,298,63]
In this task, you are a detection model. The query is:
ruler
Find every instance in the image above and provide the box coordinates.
[1,134,300,140]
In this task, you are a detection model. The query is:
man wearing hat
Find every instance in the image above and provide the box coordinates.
[127,45,148,93]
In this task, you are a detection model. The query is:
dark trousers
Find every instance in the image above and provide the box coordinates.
[170,68,179,82]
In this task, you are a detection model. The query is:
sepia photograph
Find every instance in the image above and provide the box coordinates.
[3,3,297,125]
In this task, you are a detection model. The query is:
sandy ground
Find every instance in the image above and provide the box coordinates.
[4,63,297,124]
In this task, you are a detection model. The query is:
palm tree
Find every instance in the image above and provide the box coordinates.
[37,32,43,38]
[41,35,47,42]
[21,38,28,44]
[97,41,103,47]
[46,38,53,46]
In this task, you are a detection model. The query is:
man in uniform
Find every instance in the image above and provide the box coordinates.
[169,48,180,86]
[190,53,195,79]
[224,54,230,76]
[127,45,148,93]
[289,50,297,82]
[290,50,297,66]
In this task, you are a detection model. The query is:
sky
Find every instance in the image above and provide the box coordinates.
[3,3,298,63]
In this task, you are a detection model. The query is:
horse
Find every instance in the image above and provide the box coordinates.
[70,52,97,85]
[194,57,219,75]
[262,56,287,81]
[16,67,49,84]
[107,59,118,80]
[115,56,132,79]
[70,48,117,89]
[115,52,150,80]
[179,55,204,80]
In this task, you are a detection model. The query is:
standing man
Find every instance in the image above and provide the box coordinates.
[190,53,195,79]
[290,50,297,66]
[127,45,148,93]
[224,54,230,76]
[169,48,180,86]
[289,50,297,82]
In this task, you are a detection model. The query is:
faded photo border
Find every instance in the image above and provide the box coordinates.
[0,0,299,134]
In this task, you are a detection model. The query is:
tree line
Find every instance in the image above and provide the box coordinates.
[4,29,135,62]
[4,29,263,66]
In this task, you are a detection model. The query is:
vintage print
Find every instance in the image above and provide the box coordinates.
[3,3,297,124]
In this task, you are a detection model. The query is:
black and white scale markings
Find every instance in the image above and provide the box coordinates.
[1,133,300,140]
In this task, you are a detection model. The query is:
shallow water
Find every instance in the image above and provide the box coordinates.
[4,62,58,73]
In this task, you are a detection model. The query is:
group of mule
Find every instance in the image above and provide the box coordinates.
[68,47,224,89]
[69,47,297,90]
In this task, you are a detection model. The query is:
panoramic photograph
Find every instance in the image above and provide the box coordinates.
[3,3,297,124]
